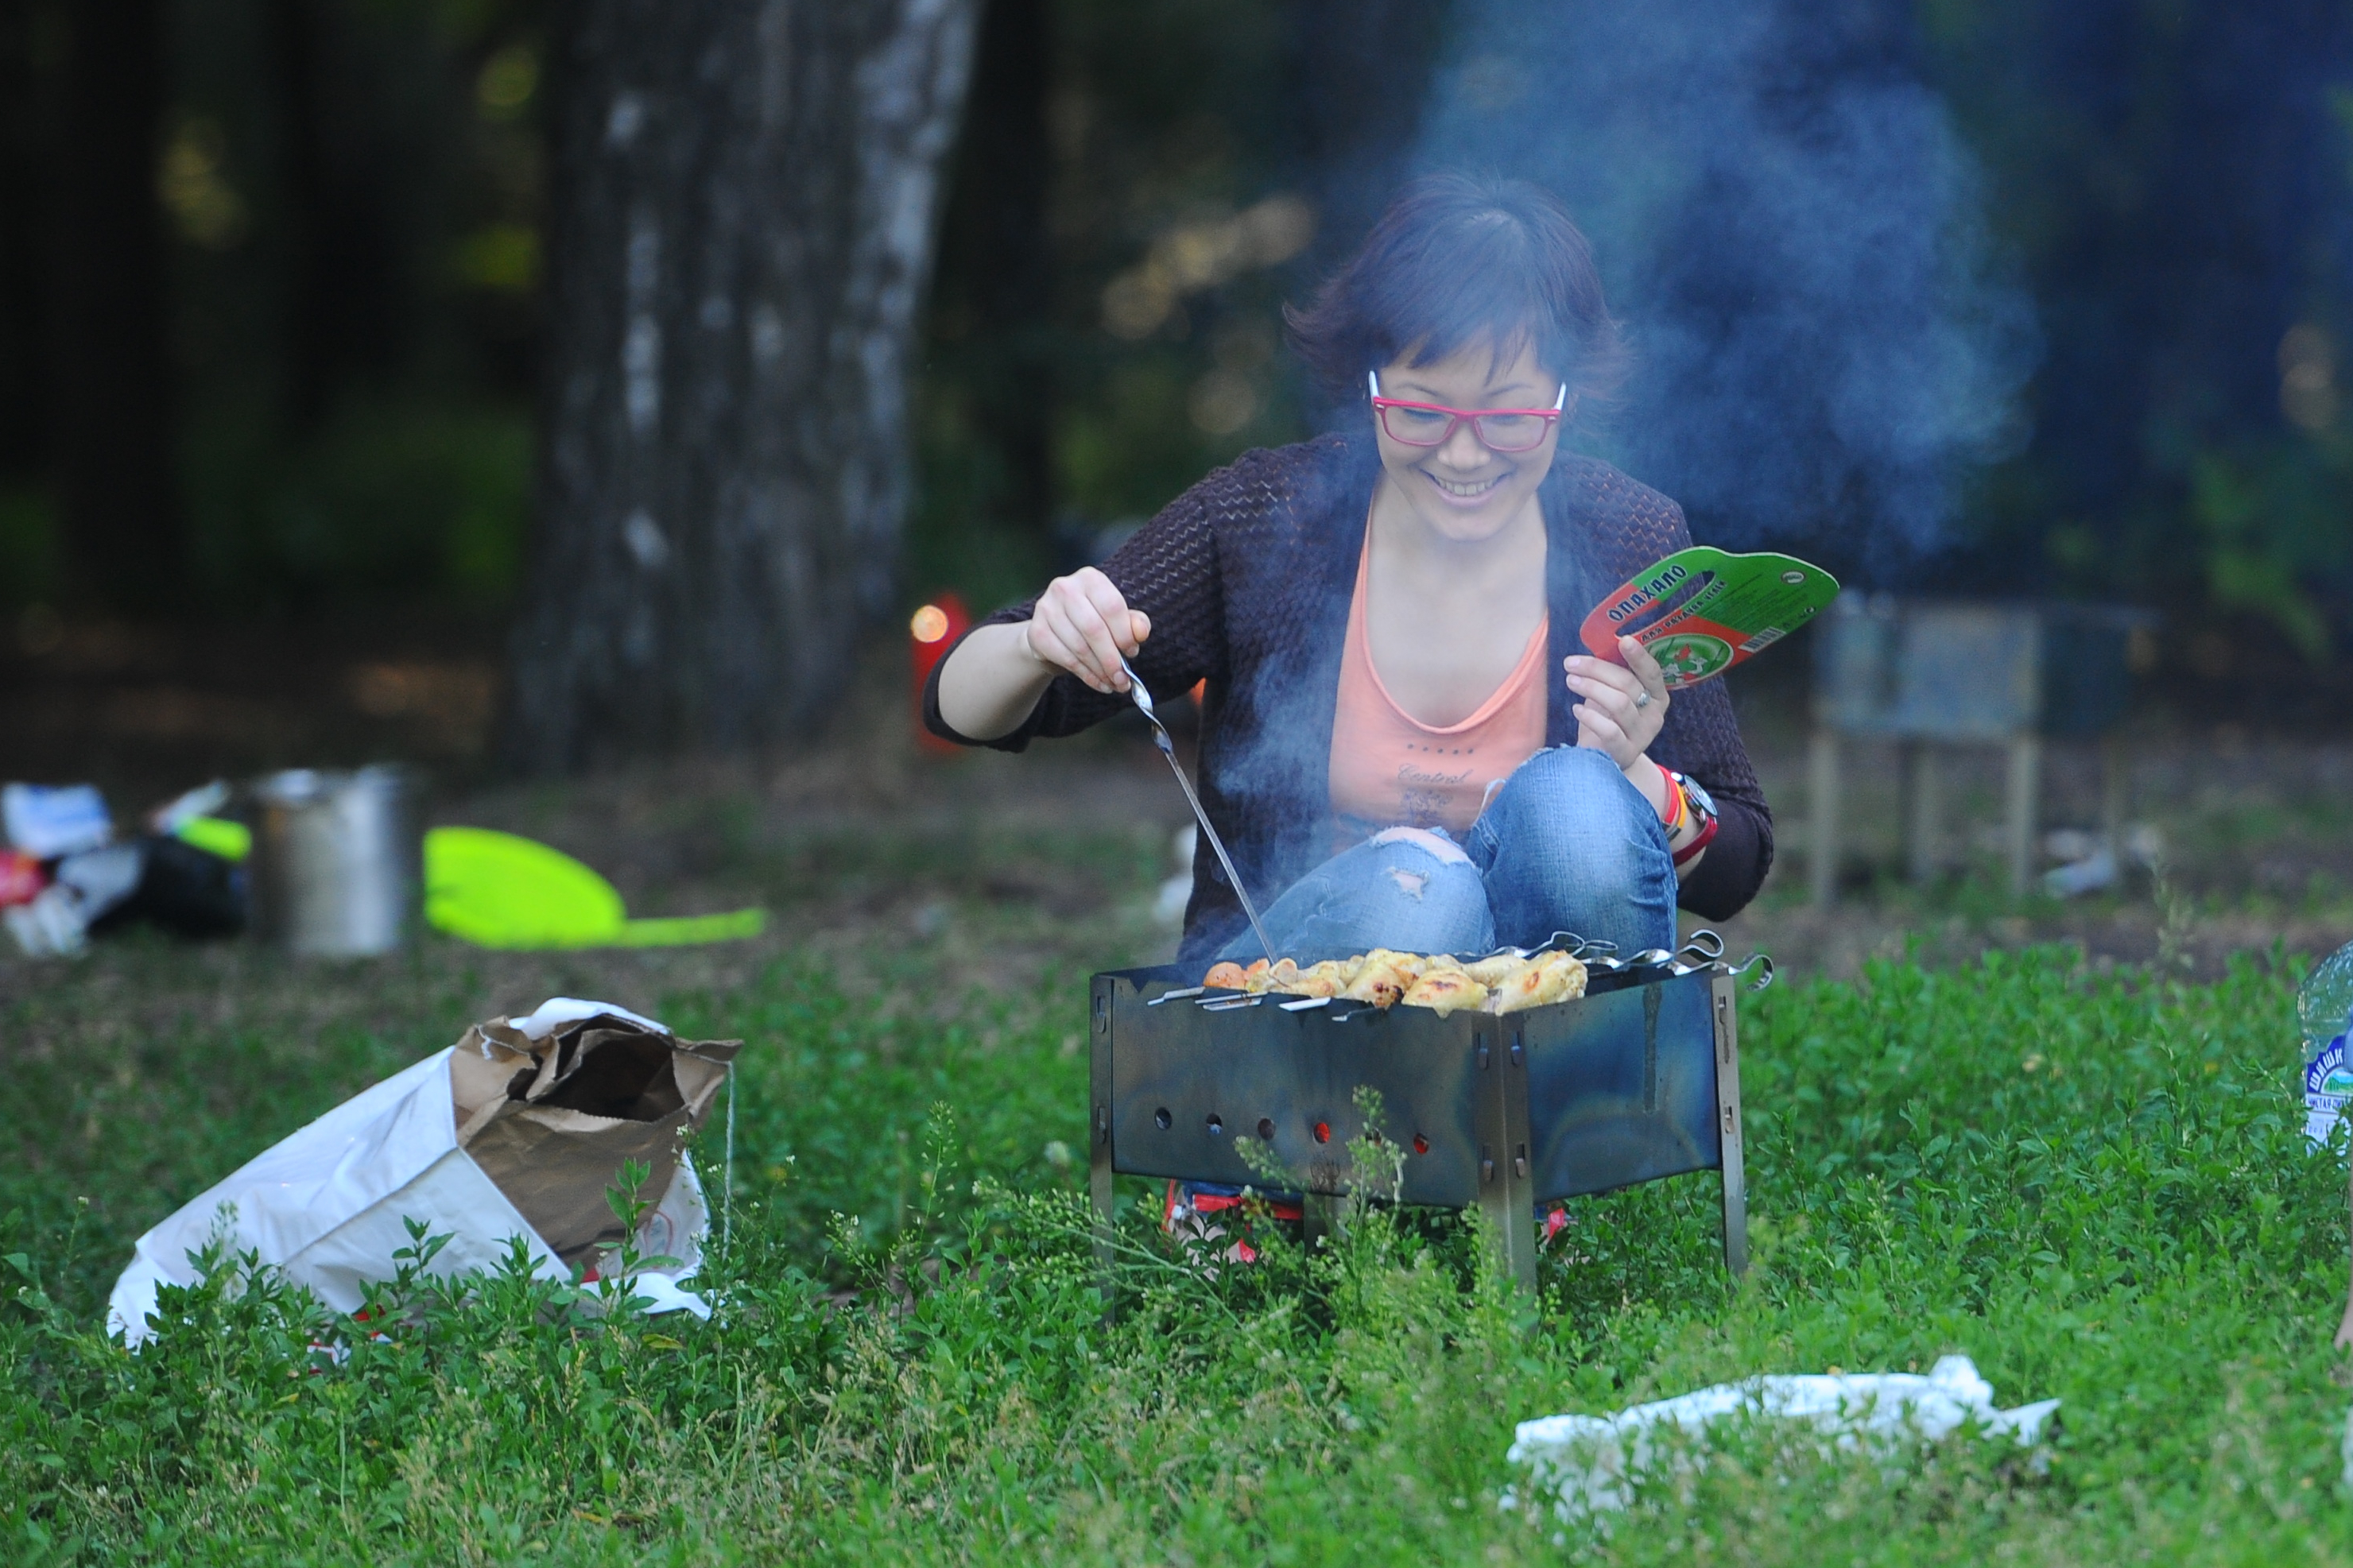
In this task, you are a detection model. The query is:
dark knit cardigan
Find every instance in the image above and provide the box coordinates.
[923,431,1773,964]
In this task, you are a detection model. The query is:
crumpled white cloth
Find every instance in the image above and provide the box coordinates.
[1508,1354,2060,1520]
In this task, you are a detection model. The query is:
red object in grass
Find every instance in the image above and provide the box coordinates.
[0,850,44,908]
[908,591,971,755]
[1163,1181,1304,1227]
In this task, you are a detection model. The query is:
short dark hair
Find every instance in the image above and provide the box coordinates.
[1285,173,1626,412]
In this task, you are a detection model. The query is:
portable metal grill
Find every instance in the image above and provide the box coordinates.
[1087,944,1760,1295]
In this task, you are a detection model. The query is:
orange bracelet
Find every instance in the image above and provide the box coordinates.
[1657,766,1687,833]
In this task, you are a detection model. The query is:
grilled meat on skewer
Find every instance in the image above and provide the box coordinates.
[1401,970,1488,1016]
[1201,947,1587,1012]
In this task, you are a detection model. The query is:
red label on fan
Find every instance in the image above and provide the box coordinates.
[1579,546,1839,687]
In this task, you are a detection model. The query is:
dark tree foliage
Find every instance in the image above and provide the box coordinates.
[270,0,417,428]
[0,0,2347,702]
[907,0,1315,612]
[928,0,2353,676]
[928,0,1054,536]
[53,0,180,608]
[0,0,50,482]
[0,0,545,619]
[1928,0,2353,664]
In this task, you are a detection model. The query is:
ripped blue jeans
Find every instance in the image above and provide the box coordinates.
[1216,747,1677,963]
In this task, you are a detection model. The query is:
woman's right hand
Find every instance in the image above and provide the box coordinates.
[1024,566,1152,693]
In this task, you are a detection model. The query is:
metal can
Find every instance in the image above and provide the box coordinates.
[250,767,414,956]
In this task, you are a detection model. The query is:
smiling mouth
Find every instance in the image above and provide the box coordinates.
[1424,469,1506,499]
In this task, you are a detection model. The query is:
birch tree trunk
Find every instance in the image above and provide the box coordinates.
[509,0,978,768]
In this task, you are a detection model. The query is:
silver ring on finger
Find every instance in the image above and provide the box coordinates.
[1632,688,1653,710]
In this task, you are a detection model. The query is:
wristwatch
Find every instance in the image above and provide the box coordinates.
[1665,769,1719,866]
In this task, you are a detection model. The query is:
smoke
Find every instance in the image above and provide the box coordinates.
[1405,0,2037,579]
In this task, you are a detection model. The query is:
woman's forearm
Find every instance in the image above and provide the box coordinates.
[935,622,1060,741]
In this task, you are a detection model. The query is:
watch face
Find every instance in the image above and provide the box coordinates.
[1676,772,1719,819]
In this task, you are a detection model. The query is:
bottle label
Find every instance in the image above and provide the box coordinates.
[2305,1034,2353,1147]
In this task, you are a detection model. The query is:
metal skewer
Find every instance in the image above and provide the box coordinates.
[1118,655,1277,962]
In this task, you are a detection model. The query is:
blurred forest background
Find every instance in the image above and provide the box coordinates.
[2,0,2352,775]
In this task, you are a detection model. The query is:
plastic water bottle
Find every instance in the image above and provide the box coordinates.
[2301,941,2353,1148]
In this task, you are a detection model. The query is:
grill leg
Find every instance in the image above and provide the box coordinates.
[1475,1169,1539,1296]
[1474,1024,1540,1295]
[1711,974,1750,1277]
[1477,1184,1533,1297]
[1089,1143,1115,1322]
[1091,980,1117,1322]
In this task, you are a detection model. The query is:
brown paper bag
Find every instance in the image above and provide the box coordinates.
[448,1010,740,1264]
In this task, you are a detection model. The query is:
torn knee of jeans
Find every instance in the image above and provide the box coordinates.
[1366,825,1474,866]
[1385,865,1429,900]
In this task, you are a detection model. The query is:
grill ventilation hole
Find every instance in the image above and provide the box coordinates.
[1206,1113,1223,1136]
[1313,1121,1331,1144]
[1153,1106,1173,1130]
[1256,1117,1275,1140]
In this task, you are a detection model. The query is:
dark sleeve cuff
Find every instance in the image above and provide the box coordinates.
[921,610,1046,753]
[1675,802,1770,921]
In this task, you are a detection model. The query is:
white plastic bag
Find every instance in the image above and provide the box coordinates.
[109,998,737,1345]
[1508,1354,2060,1520]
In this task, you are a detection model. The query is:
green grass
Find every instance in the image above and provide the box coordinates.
[5,910,2353,1559]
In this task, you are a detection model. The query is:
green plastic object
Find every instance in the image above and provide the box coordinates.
[175,815,252,862]
[423,826,765,950]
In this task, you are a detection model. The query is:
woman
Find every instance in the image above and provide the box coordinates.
[928,174,1770,968]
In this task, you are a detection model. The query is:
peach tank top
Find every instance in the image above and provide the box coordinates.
[1328,532,1549,842]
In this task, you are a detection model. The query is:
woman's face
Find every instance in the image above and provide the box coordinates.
[1371,336,1569,546]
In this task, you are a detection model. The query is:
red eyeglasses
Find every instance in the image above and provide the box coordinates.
[1367,371,1568,453]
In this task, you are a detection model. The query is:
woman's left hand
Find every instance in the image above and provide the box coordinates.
[1564,636,1671,771]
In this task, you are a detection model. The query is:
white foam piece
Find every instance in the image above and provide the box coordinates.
[1508,1355,2060,1521]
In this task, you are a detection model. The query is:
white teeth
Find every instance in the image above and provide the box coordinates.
[1428,472,1501,498]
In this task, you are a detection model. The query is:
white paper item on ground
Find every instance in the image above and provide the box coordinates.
[5,885,88,958]
[109,1000,735,1346]
[54,843,145,920]
[2042,846,2118,898]
[148,780,229,834]
[1508,1355,2060,1519]
[3,782,113,858]
[5,843,149,958]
